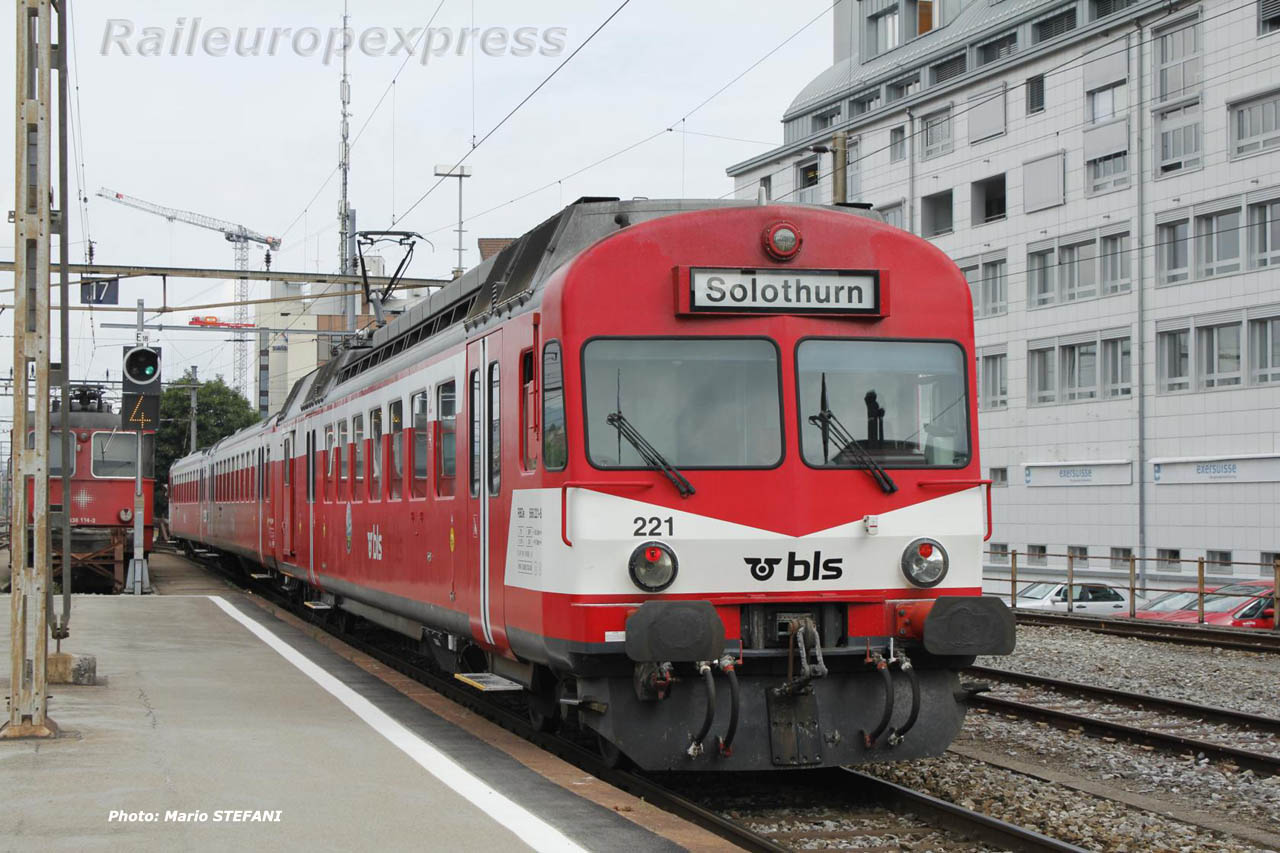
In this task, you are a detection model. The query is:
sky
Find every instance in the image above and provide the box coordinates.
[0,1,832,412]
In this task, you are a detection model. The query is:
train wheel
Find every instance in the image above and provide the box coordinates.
[528,700,559,734]
[527,668,561,733]
[596,733,630,769]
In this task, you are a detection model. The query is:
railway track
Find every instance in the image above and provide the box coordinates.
[1014,610,1280,653]
[968,665,1280,775]
[182,548,1087,851]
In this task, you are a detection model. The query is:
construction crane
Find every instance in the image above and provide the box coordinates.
[97,188,283,397]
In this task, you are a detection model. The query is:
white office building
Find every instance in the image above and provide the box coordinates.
[727,0,1280,581]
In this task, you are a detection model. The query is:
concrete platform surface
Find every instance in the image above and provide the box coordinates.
[0,594,686,852]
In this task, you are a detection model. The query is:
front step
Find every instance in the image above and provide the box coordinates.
[454,672,523,692]
[248,573,272,580]
[302,600,333,611]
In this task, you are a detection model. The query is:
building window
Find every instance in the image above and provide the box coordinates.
[989,542,1010,562]
[1028,544,1048,566]
[921,189,953,237]
[1102,336,1132,397]
[1199,323,1243,388]
[1249,199,1280,267]
[1027,74,1045,114]
[971,174,1007,224]
[979,259,1007,316]
[890,126,906,162]
[796,160,820,204]
[1263,0,1280,34]
[1196,210,1242,277]
[1029,347,1056,404]
[1110,546,1133,570]
[1088,152,1130,194]
[1093,0,1136,18]
[1231,90,1280,156]
[990,467,1009,485]
[1029,249,1055,306]
[1101,232,1131,293]
[879,202,905,229]
[887,73,920,103]
[1156,19,1201,101]
[1262,552,1280,575]
[1088,82,1127,123]
[1033,8,1076,43]
[978,33,1017,66]
[847,138,862,200]
[1059,239,1098,301]
[850,90,881,116]
[1067,545,1089,567]
[1156,101,1202,174]
[981,352,1008,409]
[1207,550,1233,571]
[1061,341,1098,401]
[1157,548,1182,570]
[1157,219,1190,283]
[921,109,952,159]
[1250,316,1280,383]
[812,107,841,134]
[758,175,772,202]
[1157,329,1191,392]
[930,54,966,85]
[868,0,902,57]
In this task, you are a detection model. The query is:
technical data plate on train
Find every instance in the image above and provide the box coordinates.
[686,268,881,316]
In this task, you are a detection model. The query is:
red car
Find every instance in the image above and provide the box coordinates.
[1134,586,1221,621]
[1160,590,1276,629]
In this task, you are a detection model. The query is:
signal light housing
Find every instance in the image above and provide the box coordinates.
[122,346,162,394]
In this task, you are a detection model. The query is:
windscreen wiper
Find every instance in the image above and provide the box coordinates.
[606,411,696,498]
[808,374,898,494]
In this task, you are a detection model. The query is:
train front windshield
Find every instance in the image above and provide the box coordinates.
[797,339,970,468]
[91,432,156,478]
[582,338,783,469]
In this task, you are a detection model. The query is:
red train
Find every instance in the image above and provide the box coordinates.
[28,386,155,592]
[170,199,1014,771]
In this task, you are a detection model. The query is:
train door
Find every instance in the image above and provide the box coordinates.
[282,432,295,557]
[465,330,503,647]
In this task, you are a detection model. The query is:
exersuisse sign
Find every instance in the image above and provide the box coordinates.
[688,268,880,315]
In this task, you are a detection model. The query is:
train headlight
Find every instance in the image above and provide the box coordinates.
[901,538,948,588]
[629,542,678,593]
[119,508,134,523]
[762,221,803,261]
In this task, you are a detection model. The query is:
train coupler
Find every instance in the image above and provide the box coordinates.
[886,652,921,747]
[778,617,827,696]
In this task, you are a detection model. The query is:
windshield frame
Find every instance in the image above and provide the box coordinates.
[580,335,786,472]
[794,336,973,471]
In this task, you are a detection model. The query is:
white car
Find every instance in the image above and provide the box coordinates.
[1015,581,1132,613]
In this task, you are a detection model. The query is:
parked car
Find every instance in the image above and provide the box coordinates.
[1134,586,1222,621]
[1015,582,1133,613]
[1162,592,1276,629]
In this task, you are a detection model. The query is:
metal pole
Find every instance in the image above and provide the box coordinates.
[1196,557,1205,625]
[1128,554,1136,618]
[124,300,149,595]
[456,174,465,275]
[1066,554,1075,615]
[189,365,198,454]
[55,0,71,649]
[4,0,58,740]
[1009,549,1018,609]
[1273,557,1279,633]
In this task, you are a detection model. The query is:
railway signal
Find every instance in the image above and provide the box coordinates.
[122,345,162,395]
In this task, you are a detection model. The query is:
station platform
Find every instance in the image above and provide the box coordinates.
[0,592,720,852]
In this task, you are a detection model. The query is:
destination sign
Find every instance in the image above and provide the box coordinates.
[689,269,879,315]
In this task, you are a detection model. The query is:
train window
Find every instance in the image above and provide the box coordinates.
[436,382,456,497]
[542,342,567,471]
[336,420,348,487]
[389,399,404,500]
[796,339,971,469]
[90,432,155,478]
[283,438,292,487]
[369,407,384,501]
[488,362,501,495]
[48,432,74,476]
[263,447,270,500]
[306,432,316,504]
[410,390,430,499]
[352,414,365,498]
[469,370,481,497]
[520,350,536,472]
[324,426,335,502]
[582,339,781,469]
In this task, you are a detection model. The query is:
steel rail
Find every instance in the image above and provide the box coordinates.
[968,665,1280,734]
[839,769,1090,853]
[1014,611,1280,653]
[176,549,1091,851]
[969,694,1280,776]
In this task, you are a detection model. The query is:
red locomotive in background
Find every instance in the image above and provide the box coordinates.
[19,386,155,592]
[171,198,1015,771]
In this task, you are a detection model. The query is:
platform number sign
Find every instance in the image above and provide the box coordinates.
[80,278,119,305]
[122,393,160,432]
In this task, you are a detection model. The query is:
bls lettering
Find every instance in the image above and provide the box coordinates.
[745,551,843,582]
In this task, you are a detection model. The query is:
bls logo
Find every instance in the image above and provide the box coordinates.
[745,551,843,582]
[367,524,384,561]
